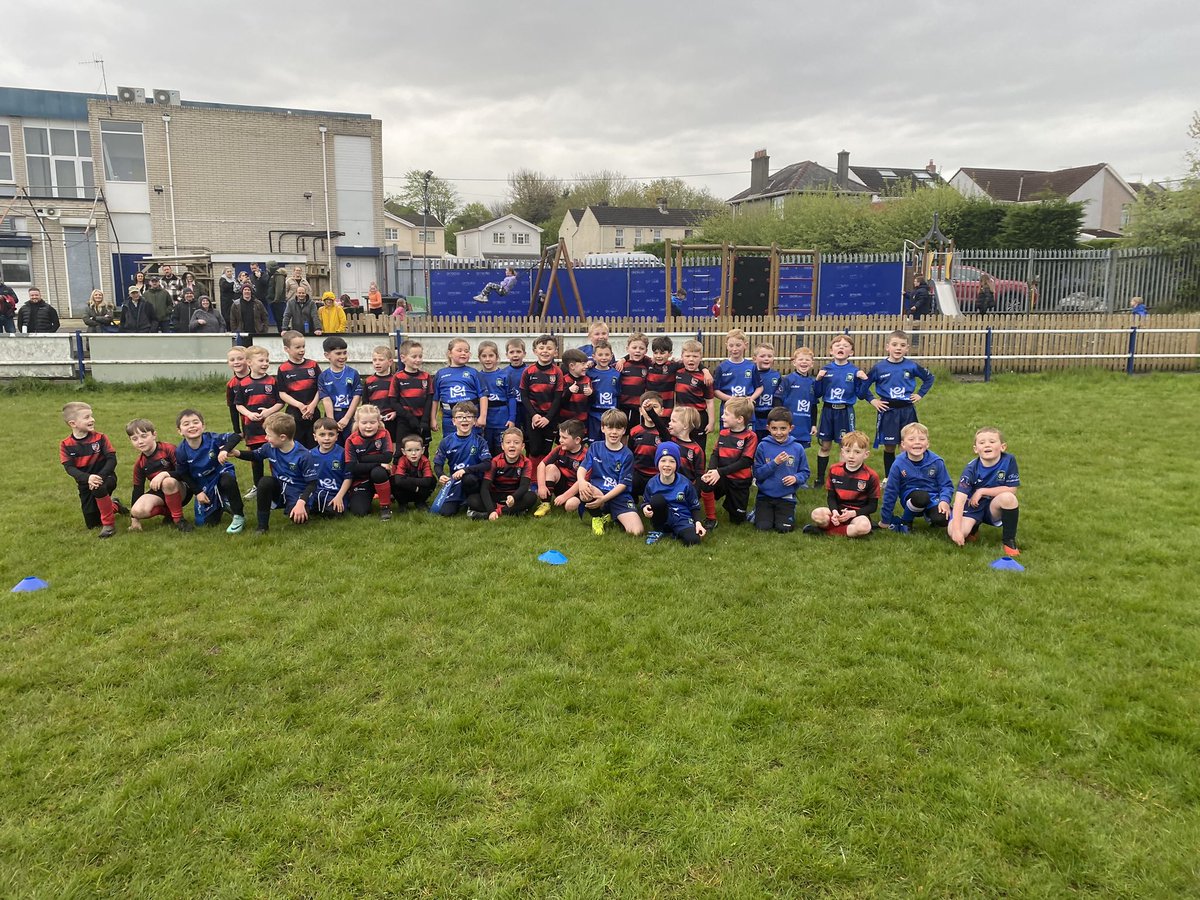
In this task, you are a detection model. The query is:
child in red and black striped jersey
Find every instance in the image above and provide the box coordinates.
[468,427,538,519]
[520,334,564,469]
[391,433,436,510]
[364,344,397,442]
[616,333,650,431]
[646,335,682,409]
[126,418,192,532]
[59,401,120,538]
[699,397,758,527]
[674,339,715,451]
[277,331,322,449]
[662,404,718,522]
[534,419,587,517]
[559,348,593,426]
[388,340,435,452]
[234,345,284,497]
[225,346,249,434]
[805,430,880,538]
[629,392,665,502]
[342,404,394,519]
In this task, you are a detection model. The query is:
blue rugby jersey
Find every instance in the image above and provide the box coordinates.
[642,474,701,531]
[881,451,954,523]
[753,366,782,430]
[479,367,517,428]
[310,444,346,492]
[581,441,633,495]
[957,453,1020,497]
[433,364,484,410]
[714,358,760,413]
[816,360,863,405]
[174,432,238,487]
[432,430,491,477]
[773,372,819,440]
[863,358,935,404]
[317,365,363,415]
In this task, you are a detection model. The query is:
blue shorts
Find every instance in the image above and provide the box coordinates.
[588,414,610,445]
[311,488,344,515]
[193,473,236,525]
[874,404,919,447]
[485,424,507,456]
[817,404,855,443]
[579,491,637,519]
[955,502,1002,527]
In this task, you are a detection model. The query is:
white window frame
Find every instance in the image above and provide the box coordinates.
[492,232,506,244]
[653,228,662,242]
[0,124,13,188]
[0,245,33,283]
[384,227,399,241]
[512,232,530,245]
[23,124,95,199]
[99,119,147,184]
[614,228,624,248]
[418,230,435,242]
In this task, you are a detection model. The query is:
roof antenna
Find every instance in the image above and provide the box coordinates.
[78,54,110,98]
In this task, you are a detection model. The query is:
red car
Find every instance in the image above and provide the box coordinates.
[951,264,1029,313]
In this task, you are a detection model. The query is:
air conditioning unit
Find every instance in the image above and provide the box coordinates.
[35,206,60,220]
[153,88,181,106]
[117,86,146,103]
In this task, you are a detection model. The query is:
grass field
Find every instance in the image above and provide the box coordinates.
[2,371,1199,897]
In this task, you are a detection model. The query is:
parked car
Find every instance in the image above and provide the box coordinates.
[951,264,1028,313]
[1048,275,1108,312]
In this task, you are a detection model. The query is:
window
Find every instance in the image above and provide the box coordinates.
[0,125,13,184]
[385,227,399,241]
[879,169,897,179]
[0,246,32,283]
[23,125,95,198]
[653,228,662,242]
[492,232,506,244]
[1121,204,1131,228]
[513,232,530,245]
[418,231,434,242]
[100,120,146,183]
[683,229,694,238]
[614,227,624,248]
[634,228,642,245]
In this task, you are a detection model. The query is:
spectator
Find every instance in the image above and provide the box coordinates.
[267,261,289,330]
[229,283,268,345]
[285,265,310,304]
[142,273,174,331]
[118,286,157,332]
[83,289,116,333]
[904,275,934,320]
[189,295,226,332]
[391,296,409,325]
[0,278,18,333]
[159,264,181,301]
[250,263,270,303]
[173,287,200,334]
[16,287,60,333]
[218,266,238,324]
[367,281,384,318]
[130,270,147,295]
[318,291,347,333]
[976,273,996,315]
[1131,296,1148,318]
[282,284,322,335]
[182,272,199,298]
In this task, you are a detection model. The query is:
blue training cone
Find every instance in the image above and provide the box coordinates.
[538,550,568,566]
[990,557,1025,572]
[11,576,49,592]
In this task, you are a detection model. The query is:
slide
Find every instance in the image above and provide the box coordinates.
[933,280,962,317]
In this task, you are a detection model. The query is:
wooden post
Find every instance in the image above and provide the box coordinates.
[664,238,674,320]
[768,242,780,316]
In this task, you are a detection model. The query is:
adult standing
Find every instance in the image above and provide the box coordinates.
[267,261,289,332]
[130,270,147,296]
[250,263,270,303]
[285,265,310,305]
[218,266,238,326]
[282,283,322,335]
[142,273,174,332]
[159,264,181,302]
[904,275,934,320]
[189,295,226,332]
[229,283,268,346]
[83,289,116,332]
[118,285,157,332]
[976,273,996,315]
[173,287,200,334]
[0,278,18,333]
[16,287,60,333]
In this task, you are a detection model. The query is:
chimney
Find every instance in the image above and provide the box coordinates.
[837,150,850,189]
[926,158,937,175]
[656,196,668,214]
[750,149,769,194]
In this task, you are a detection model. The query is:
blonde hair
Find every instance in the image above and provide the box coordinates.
[900,422,929,441]
[840,430,870,451]
[245,345,270,361]
[725,329,748,344]
[588,320,609,338]
[355,404,383,425]
[725,397,754,425]
[372,344,395,361]
[627,332,648,349]
[62,401,92,424]
[680,339,703,354]
[671,405,700,431]
[792,346,814,359]
[447,337,470,354]
[226,347,247,361]
[829,334,854,350]
[975,426,1005,442]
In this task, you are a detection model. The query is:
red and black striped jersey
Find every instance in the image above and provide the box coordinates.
[343,430,393,486]
[646,361,682,408]
[826,462,881,512]
[60,431,117,484]
[393,454,433,479]
[713,427,757,482]
[226,371,247,432]
[676,438,706,484]
[560,372,592,422]
[674,367,713,411]
[520,362,564,418]
[363,373,393,410]
[486,454,533,496]
[388,369,434,425]
[543,444,586,485]
[629,423,661,475]
[234,375,279,446]
[617,357,650,408]
[276,359,321,406]
[132,441,179,501]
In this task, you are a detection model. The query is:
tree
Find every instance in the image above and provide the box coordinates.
[388,170,461,224]
[565,170,640,208]
[996,199,1084,249]
[443,202,493,255]
[507,169,561,225]
[637,178,723,212]
[1122,111,1200,253]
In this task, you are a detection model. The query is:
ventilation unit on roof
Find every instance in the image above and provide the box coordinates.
[117,86,145,103]
[153,89,181,106]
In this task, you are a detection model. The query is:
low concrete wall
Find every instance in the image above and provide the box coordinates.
[0,334,76,378]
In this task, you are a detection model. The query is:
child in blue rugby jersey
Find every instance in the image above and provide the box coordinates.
[309,417,347,515]
[431,400,492,517]
[477,339,516,455]
[949,426,1021,556]
[713,329,762,417]
[503,338,527,430]
[226,411,319,534]
[318,335,362,443]
[880,423,952,532]
[577,409,643,536]
[863,330,935,477]
[773,346,819,451]
[751,342,781,441]
[174,408,245,533]
[588,339,621,444]
[641,441,705,546]
[814,334,868,487]
[433,338,486,435]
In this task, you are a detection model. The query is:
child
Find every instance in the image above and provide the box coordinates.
[699,396,758,527]
[392,433,436,510]
[751,343,781,441]
[276,331,322,449]
[478,339,517,455]
[388,340,435,449]
[434,338,487,435]
[863,330,935,477]
[363,345,397,442]
[173,408,245,533]
[629,392,666,502]
[804,430,880,538]
[577,409,643,536]
[559,348,594,428]
[1130,296,1148,318]
[814,335,868,488]
[309,417,348,516]
[233,345,284,498]
[225,346,249,434]
[588,339,620,445]
[342,404,394,519]
[226,411,318,534]
[674,339,715,449]
[880,422,953,532]
[126,418,192,532]
[642,442,706,547]
[646,335,681,409]
[534,419,587,517]
[474,266,517,303]
[503,338,527,430]
[469,426,537,519]
[773,346,819,450]
[752,408,809,533]
[578,320,610,360]
[616,332,650,430]
[431,401,492,517]
[948,426,1021,556]
[665,405,709,491]
[713,329,762,417]
[520,334,564,469]
[59,402,120,538]
[318,335,363,443]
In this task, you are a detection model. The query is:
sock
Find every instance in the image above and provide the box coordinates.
[816,455,829,485]
[164,490,184,522]
[702,490,717,520]
[883,449,895,475]
[252,458,264,486]
[376,480,392,506]
[96,494,115,526]
[1001,507,1019,545]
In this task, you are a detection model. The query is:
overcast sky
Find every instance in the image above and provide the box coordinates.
[4,0,1196,207]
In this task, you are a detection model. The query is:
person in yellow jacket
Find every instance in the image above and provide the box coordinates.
[318,291,347,333]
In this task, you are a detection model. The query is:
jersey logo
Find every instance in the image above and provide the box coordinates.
[856,480,867,490]
[265,385,274,393]
[927,468,936,477]
[997,470,1006,480]
[91,442,99,451]
[449,384,467,399]
[548,375,556,384]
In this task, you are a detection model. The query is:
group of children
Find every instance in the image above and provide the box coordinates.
[59,321,1022,555]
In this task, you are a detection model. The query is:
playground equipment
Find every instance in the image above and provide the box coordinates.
[663,241,819,318]
[527,238,586,319]
[904,211,962,317]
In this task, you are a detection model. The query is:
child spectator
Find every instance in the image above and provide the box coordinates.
[434,338,487,435]
[752,408,809,533]
[318,335,363,443]
[751,343,782,441]
[478,339,517,456]
[309,417,348,516]
[880,422,953,532]
[814,335,868,487]
[392,433,436,511]
[948,426,1021,557]
[233,345,284,497]
[588,339,620,444]
[504,338,527,430]
[226,411,319,534]
[366,281,384,318]
[173,408,245,533]
[59,402,120,538]
[642,441,706,547]
[342,404,394,520]
[431,401,492,517]
[126,418,192,532]
[629,392,666,502]
[534,419,587,517]
[225,346,250,434]
[804,430,880,538]
[616,333,651,430]
[388,340,435,449]
[276,331,322,449]
[863,330,935,477]
[559,348,594,427]
[364,345,397,442]
[578,320,610,360]
[469,426,537,519]
[674,339,716,449]
[713,329,762,417]
[318,291,347,334]
[474,267,518,303]
[1130,296,1148,317]
[577,409,643,536]
[773,346,819,451]
[699,396,757,528]
[520,334,564,469]
[646,335,681,409]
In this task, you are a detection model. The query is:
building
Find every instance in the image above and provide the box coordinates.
[848,156,946,195]
[384,210,445,258]
[454,213,542,261]
[0,85,385,316]
[558,201,709,258]
[949,164,1137,237]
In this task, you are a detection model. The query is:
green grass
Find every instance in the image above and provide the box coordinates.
[2,371,1199,897]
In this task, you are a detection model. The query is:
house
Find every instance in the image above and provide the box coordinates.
[849,157,946,195]
[0,84,385,316]
[558,200,709,258]
[454,213,542,260]
[950,163,1138,237]
[384,210,445,258]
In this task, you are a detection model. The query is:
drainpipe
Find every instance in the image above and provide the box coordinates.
[318,125,335,294]
[162,114,179,255]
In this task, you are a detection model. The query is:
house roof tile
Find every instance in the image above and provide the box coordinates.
[585,206,709,227]
[728,160,872,203]
[958,164,1106,201]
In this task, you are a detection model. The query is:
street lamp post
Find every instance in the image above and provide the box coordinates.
[422,170,433,310]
